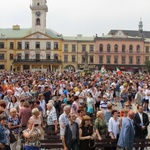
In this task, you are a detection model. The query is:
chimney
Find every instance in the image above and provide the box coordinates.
[12,25,20,30]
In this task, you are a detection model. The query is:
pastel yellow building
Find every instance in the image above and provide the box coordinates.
[0,0,62,72]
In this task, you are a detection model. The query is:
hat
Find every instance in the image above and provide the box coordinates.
[103,95,107,98]
[38,85,41,88]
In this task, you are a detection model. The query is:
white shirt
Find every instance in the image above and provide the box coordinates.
[108,117,120,138]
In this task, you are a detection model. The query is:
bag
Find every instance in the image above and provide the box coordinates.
[10,131,17,143]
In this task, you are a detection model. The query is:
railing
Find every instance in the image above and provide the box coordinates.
[13,59,62,63]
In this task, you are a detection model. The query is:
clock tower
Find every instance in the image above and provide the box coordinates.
[30,0,48,33]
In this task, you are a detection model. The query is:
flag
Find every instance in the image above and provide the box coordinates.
[100,65,106,74]
[116,67,122,75]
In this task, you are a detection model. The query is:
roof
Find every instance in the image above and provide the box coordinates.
[108,30,150,38]
[63,36,95,41]
[0,28,62,39]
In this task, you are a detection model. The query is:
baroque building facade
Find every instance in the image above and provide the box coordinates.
[0,1,150,72]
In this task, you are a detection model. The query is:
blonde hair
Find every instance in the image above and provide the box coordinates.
[10,108,17,113]
[96,111,104,118]
[32,108,39,116]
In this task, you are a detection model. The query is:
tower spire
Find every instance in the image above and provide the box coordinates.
[138,18,143,33]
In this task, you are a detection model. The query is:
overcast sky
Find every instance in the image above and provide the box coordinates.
[0,0,149,36]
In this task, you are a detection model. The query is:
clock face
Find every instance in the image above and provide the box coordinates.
[36,11,41,16]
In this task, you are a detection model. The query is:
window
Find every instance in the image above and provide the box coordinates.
[46,42,51,50]
[25,54,29,59]
[17,42,22,49]
[36,54,40,60]
[25,42,29,49]
[122,56,126,64]
[90,45,94,52]
[122,44,126,53]
[99,44,103,52]
[114,56,118,64]
[10,42,14,49]
[89,55,94,63]
[46,54,50,59]
[129,56,133,64]
[0,65,4,69]
[136,56,140,64]
[72,55,76,62]
[72,45,76,52]
[36,18,41,25]
[136,45,140,53]
[10,54,13,60]
[82,55,85,63]
[0,54,4,60]
[0,42,4,49]
[64,55,68,62]
[129,45,133,53]
[17,53,21,60]
[82,45,86,52]
[107,44,111,52]
[99,56,103,63]
[36,42,40,49]
[64,44,68,52]
[146,46,149,53]
[114,44,118,52]
[145,56,149,61]
[54,42,58,49]
[54,54,58,60]
[107,56,111,64]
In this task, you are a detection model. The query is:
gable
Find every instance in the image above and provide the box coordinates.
[24,32,52,39]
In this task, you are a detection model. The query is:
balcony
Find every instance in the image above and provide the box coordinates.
[13,59,62,63]
[95,50,144,54]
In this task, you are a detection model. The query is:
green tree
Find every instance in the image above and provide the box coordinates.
[145,60,150,72]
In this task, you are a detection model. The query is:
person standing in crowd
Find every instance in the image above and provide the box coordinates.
[108,109,121,150]
[71,96,80,115]
[94,111,107,141]
[19,101,31,129]
[75,108,85,126]
[29,108,44,139]
[64,113,79,150]
[59,105,70,150]
[3,90,12,106]
[134,104,149,150]
[117,111,135,150]
[0,114,10,150]
[86,92,95,117]
[104,103,112,126]
[120,89,128,109]
[79,115,95,150]
[43,85,51,103]
[134,88,143,107]
[0,100,7,115]
[23,120,42,150]
[46,102,58,132]
[8,108,21,150]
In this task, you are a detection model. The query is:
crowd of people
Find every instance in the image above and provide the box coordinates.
[0,70,149,150]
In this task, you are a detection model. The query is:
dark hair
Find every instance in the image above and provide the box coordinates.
[137,104,143,110]
[111,109,118,116]
[74,96,79,101]
[11,95,17,103]
[78,109,84,114]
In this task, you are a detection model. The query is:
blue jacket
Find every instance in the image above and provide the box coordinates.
[0,124,7,144]
[117,117,135,150]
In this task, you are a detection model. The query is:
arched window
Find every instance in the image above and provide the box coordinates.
[136,45,140,53]
[36,18,41,25]
[129,45,133,53]
[122,44,126,53]
[114,44,118,52]
[107,44,111,52]
[99,44,103,52]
